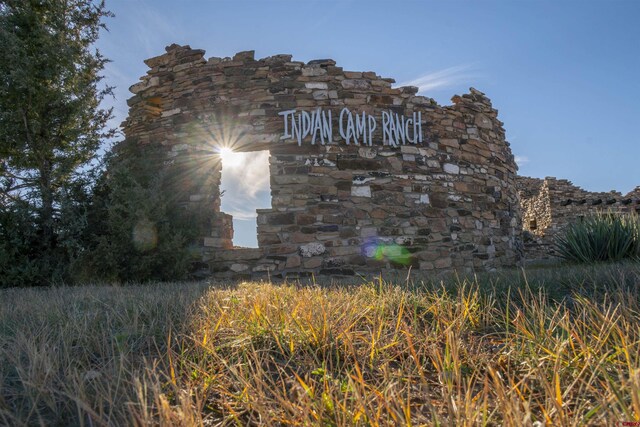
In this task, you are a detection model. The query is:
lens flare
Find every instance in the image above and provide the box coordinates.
[362,238,412,266]
[218,147,244,169]
[132,219,158,252]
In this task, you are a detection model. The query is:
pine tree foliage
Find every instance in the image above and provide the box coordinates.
[0,0,114,286]
[75,141,205,283]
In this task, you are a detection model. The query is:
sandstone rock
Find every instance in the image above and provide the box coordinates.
[285,255,301,268]
[129,77,160,94]
[303,257,323,268]
[302,67,327,77]
[305,82,328,90]
[161,108,181,118]
[475,114,493,130]
[341,79,371,90]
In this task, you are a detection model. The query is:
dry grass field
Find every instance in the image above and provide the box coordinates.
[1,264,639,426]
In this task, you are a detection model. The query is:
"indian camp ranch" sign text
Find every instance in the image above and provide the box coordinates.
[279,108,423,147]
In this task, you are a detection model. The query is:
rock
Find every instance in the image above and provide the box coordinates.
[161,108,181,118]
[351,186,371,197]
[129,77,160,94]
[299,242,326,257]
[305,82,328,90]
[358,147,377,159]
[230,263,249,272]
[233,50,255,61]
[341,79,371,90]
[475,113,493,130]
[443,163,460,174]
[302,67,327,77]
[303,257,323,268]
[285,255,301,268]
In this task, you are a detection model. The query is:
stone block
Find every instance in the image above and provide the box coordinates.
[351,186,371,198]
[285,255,301,268]
[341,79,371,90]
[230,263,249,272]
[267,212,295,225]
[303,257,323,268]
[299,242,326,257]
[443,163,460,174]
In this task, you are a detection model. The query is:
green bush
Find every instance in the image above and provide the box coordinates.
[74,141,206,283]
[554,212,640,263]
[0,182,93,287]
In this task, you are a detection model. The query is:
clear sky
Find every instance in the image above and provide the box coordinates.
[97,0,640,248]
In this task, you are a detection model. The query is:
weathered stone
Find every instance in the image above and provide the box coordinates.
[161,108,181,118]
[351,186,371,198]
[341,79,371,90]
[267,212,295,225]
[475,113,493,130]
[303,257,323,268]
[121,44,526,280]
[517,176,640,261]
[129,77,160,94]
[285,255,301,268]
[230,263,249,272]
[233,50,255,61]
[305,82,328,90]
[302,67,326,77]
[299,242,326,257]
[358,147,377,159]
[443,163,460,174]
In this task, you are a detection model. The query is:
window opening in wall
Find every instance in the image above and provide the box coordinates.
[219,149,271,248]
[529,219,537,230]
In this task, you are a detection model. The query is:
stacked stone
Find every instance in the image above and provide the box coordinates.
[517,177,552,236]
[206,213,233,250]
[121,44,523,279]
[517,177,640,261]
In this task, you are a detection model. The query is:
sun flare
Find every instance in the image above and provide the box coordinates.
[219,147,243,169]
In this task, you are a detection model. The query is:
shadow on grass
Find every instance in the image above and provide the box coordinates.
[0,262,639,425]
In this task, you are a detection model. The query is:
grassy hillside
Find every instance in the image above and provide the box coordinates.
[1,264,639,426]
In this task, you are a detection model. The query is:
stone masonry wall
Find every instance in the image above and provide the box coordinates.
[121,44,522,279]
[517,176,640,260]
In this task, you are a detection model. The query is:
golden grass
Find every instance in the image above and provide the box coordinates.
[1,264,639,426]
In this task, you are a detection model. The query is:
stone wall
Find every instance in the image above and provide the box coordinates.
[517,176,640,260]
[121,44,523,279]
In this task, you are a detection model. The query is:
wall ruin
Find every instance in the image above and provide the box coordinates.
[121,44,523,279]
[517,176,640,260]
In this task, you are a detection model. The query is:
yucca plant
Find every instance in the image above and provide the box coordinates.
[555,212,640,263]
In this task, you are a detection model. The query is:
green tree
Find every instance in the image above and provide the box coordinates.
[76,141,205,283]
[0,0,113,285]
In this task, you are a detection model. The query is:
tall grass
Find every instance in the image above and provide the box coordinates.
[555,212,640,263]
[0,265,639,425]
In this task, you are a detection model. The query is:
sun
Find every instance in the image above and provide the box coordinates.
[219,147,243,169]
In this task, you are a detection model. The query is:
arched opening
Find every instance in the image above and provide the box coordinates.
[219,149,271,248]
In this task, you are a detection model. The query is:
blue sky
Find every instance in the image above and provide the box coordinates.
[97,0,640,248]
